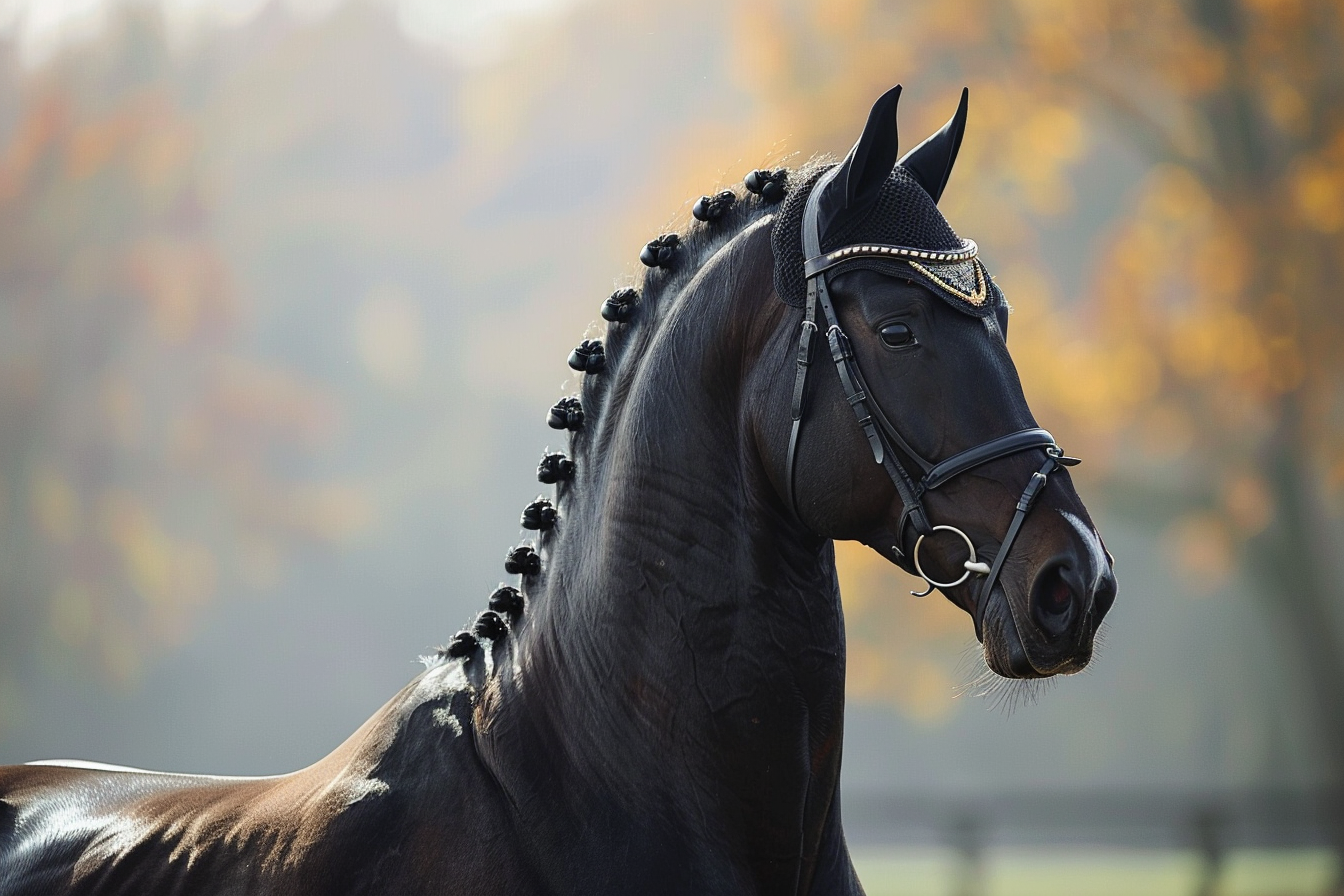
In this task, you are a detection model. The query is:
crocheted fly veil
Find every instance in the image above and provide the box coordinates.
[771,88,1009,335]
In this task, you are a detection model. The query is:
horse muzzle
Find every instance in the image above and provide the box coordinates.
[977,535,1117,680]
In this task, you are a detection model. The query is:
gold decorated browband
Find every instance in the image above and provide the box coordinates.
[802,238,978,278]
[803,239,987,306]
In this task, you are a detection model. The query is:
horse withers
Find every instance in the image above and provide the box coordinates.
[0,84,1115,895]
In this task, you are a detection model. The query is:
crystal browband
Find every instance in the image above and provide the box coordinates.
[803,238,978,278]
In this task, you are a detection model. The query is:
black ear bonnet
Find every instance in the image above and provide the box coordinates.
[770,91,1010,337]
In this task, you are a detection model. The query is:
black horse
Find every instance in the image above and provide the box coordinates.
[0,85,1115,895]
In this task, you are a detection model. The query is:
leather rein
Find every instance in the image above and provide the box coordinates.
[784,167,1080,634]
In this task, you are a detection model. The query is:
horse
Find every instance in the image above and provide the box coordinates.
[0,84,1116,895]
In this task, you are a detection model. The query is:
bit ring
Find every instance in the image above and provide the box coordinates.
[911,525,981,597]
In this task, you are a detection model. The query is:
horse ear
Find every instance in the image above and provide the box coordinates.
[897,87,968,204]
[815,84,902,237]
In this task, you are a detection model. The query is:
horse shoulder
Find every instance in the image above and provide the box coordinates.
[0,761,281,895]
[0,665,532,895]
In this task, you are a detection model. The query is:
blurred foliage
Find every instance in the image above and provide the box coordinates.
[0,17,368,728]
[657,0,1344,733]
[0,0,1341,763]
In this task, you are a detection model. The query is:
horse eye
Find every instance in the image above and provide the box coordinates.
[879,322,916,347]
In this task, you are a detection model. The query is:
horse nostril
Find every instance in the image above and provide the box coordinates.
[1031,562,1076,636]
[1037,565,1072,617]
[1045,575,1071,615]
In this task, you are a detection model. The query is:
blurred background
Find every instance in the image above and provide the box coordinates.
[0,0,1341,893]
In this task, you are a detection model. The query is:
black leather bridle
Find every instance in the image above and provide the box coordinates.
[784,167,1079,632]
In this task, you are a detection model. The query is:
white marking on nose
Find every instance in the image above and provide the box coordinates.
[1060,510,1110,589]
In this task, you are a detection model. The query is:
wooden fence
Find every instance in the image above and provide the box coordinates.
[843,788,1342,896]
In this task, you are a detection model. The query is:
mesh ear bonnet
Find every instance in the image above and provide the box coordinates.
[771,163,1006,322]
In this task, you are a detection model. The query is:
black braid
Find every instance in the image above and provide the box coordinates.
[521,498,557,531]
[537,452,575,483]
[473,610,509,641]
[505,544,540,576]
[745,168,787,203]
[693,191,737,223]
[488,585,524,621]
[567,339,606,373]
[639,233,681,268]
[547,397,584,431]
[441,630,478,659]
[601,288,638,323]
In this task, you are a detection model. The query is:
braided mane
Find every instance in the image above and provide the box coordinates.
[580,188,786,467]
[424,169,794,670]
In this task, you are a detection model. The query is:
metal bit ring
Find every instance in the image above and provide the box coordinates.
[910,525,980,597]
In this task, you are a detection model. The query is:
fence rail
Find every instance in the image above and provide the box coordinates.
[846,788,1340,848]
[844,788,1342,895]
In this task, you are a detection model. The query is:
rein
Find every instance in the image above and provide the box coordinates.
[784,166,1080,635]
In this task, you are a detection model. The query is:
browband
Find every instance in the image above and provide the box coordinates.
[803,239,978,278]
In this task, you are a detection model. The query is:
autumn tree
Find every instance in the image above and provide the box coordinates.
[691,0,1344,870]
[0,15,363,739]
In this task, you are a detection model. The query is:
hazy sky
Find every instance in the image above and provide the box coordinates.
[0,0,577,66]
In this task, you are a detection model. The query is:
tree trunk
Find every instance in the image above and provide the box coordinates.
[1251,397,1344,888]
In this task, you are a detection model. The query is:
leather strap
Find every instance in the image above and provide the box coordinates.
[843,353,934,476]
[784,287,818,516]
[973,451,1059,641]
[816,283,931,542]
[923,428,1062,492]
[798,167,932,549]
[783,169,839,521]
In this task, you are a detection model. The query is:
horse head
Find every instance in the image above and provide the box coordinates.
[763,85,1117,680]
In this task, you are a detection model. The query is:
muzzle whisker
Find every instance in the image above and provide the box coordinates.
[952,640,995,699]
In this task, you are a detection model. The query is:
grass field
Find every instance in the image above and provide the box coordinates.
[849,847,1339,896]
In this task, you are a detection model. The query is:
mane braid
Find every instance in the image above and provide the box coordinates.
[578,184,782,474]
[424,173,790,674]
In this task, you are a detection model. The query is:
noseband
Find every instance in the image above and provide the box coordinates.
[784,167,1079,633]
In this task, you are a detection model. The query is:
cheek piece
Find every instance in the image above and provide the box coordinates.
[784,165,1079,639]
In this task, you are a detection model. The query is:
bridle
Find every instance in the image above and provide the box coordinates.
[784,167,1080,634]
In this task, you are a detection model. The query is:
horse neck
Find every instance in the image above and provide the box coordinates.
[477,220,852,887]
